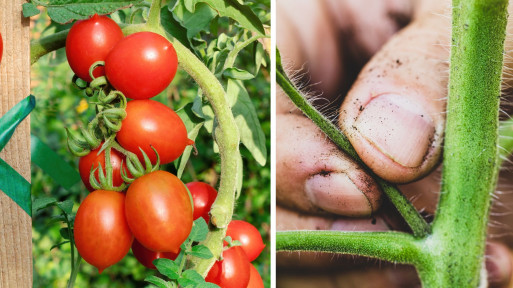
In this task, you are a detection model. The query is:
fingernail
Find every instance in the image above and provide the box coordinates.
[486,242,512,286]
[305,172,373,217]
[354,94,435,168]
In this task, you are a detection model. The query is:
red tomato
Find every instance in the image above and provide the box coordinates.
[186,182,218,222]
[247,264,265,288]
[74,190,133,273]
[78,146,128,192]
[117,100,191,165]
[205,246,251,288]
[66,14,123,82]
[105,32,178,99]
[226,220,265,262]
[125,170,193,253]
[131,238,179,269]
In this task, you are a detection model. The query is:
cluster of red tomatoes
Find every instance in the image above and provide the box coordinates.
[66,14,266,287]
[67,14,194,274]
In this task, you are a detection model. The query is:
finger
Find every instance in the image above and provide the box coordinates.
[339,2,451,183]
[486,242,513,288]
[277,0,344,98]
[276,95,382,217]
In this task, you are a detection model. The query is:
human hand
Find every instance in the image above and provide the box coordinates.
[276,0,513,287]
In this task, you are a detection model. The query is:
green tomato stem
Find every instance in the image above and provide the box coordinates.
[276,52,430,238]
[276,231,421,264]
[423,0,508,286]
[66,254,82,288]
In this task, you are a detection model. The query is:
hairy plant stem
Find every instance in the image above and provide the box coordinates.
[424,0,508,286]
[276,53,430,238]
[276,231,421,264]
[31,0,240,278]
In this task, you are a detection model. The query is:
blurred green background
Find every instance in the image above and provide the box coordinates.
[30,3,270,287]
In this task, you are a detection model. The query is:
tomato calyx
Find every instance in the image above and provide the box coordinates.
[119,145,161,182]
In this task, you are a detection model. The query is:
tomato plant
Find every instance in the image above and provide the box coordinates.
[186,181,218,223]
[125,170,192,253]
[65,14,123,82]
[74,190,133,273]
[78,146,127,191]
[226,220,265,262]
[117,99,191,165]
[28,0,269,287]
[205,246,251,288]
[105,32,178,100]
[131,239,179,269]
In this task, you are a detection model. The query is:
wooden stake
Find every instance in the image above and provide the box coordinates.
[0,0,32,287]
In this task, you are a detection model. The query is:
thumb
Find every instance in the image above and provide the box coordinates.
[339,5,450,183]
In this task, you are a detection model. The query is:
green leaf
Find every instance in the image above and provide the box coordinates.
[59,227,71,240]
[188,217,209,242]
[188,245,213,259]
[226,79,267,166]
[188,0,265,35]
[56,199,74,215]
[223,67,254,80]
[153,258,180,280]
[175,102,205,178]
[22,3,40,17]
[192,95,206,119]
[178,270,204,286]
[253,41,265,75]
[144,275,172,288]
[201,103,215,134]
[173,1,217,40]
[44,0,143,24]
[31,135,81,190]
[32,196,57,215]
[161,6,194,51]
[50,240,70,251]
[0,95,35,151]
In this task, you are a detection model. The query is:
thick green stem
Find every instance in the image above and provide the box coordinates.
[30,29,68,65]
[276,231,421,264]
[169,36,240,275]
[426,0,508,287]
[276,54,430,237]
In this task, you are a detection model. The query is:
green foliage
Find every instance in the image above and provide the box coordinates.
[24,0,144,23]
[144,219,220,288]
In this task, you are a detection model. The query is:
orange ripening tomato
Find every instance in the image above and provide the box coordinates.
[74,190,133,273]
[125,170,193,253]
